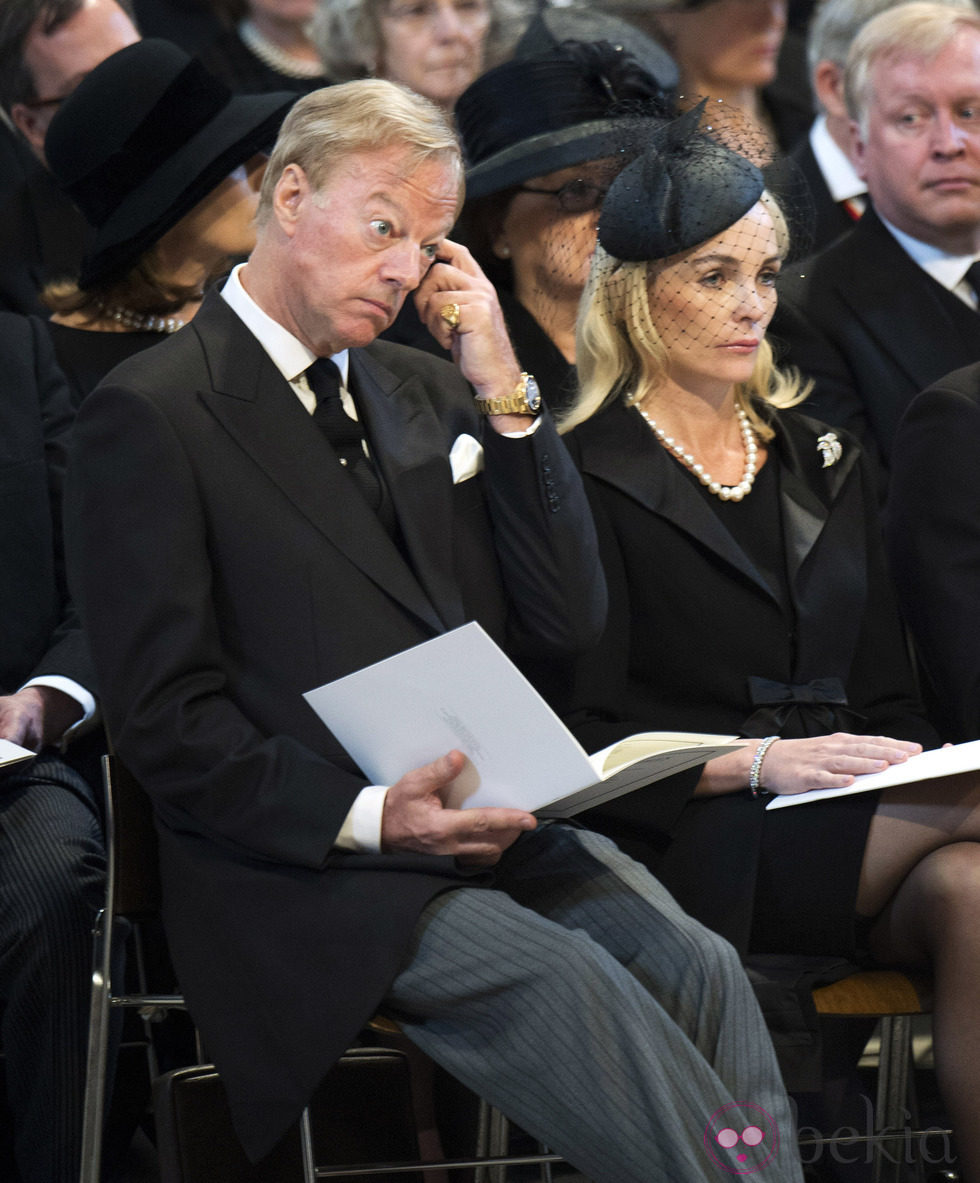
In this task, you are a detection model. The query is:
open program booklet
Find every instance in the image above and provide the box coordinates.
[304,622,743,817]
[0,739,35,773]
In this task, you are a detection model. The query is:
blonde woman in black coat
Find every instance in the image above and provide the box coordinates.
[552,108,980,1179]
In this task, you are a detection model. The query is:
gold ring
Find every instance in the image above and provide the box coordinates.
[440,302,461,330]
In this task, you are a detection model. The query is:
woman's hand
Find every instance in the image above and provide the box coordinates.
[696,733,923,797]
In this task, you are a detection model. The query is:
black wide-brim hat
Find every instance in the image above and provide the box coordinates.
[457,30,676,201]
[514,9,681,88]
[45,39,297,289]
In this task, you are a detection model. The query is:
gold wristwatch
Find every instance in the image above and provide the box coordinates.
[475,372,542,415]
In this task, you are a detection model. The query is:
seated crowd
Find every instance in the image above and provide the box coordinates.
[2,0,980,1181]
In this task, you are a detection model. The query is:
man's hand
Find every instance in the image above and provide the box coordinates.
[0,686,82,751]
[381,750,537,866]
[415,241,532,431]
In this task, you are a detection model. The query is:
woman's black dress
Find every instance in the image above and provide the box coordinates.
[542,399,939,959]
[43,321,170,408]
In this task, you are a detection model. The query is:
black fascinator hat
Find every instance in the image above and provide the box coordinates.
[45,39,297,289]
[597,102,766,262]
[457,34,675,200]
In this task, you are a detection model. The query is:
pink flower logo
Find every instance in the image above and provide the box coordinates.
[704,1103,779,1174]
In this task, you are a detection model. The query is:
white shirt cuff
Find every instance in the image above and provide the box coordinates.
[333,784,388,852]
[20,675,97,741]
[500,416,543,438]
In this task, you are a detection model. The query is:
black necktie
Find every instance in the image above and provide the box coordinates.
[306,358,382,510]
[965,261,980,309]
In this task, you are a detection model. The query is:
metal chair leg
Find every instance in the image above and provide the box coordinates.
[474,1097,491,1183]
[79,906,114,1183]
[537,1146,554,1183]
[300,1106,318,1183]
[872,1015,925,1183]
[487,1107,509,1183]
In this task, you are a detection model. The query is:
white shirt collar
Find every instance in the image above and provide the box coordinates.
[809,116,866,204]
[878,214,980,298]
[220,264,350,386]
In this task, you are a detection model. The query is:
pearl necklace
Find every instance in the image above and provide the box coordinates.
[239,19,324,79]
[637,404,759,501]
[101,305,186,334]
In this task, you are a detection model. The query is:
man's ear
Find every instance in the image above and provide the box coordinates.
[272,163,309,237]
[10,102,49,160]
[813,60,847,121]
[850,119,868,181]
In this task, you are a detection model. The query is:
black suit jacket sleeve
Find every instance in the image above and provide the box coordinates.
[770,285,872,443]
[481,418,606,658]
[0,312,94,694]
[887,368,980,741]
[841,444,939,746]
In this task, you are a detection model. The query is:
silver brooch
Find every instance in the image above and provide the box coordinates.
[817,432,842,468]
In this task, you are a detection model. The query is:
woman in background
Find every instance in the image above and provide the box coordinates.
[311,0,528,110]
[450,34,673,407]
[645,0,807,151]
[199,0,329,95]
[40,39,294,404]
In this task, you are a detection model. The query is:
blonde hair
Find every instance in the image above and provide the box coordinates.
[561,194,808,438]
[808,0,974,77]
[256,79,463,225]
[310,0,531,84]
[845,1,980,135]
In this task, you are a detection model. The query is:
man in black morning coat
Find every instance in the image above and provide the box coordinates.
[771,2,980,476]
[0,311,104,1181]
[66,80,804,1181]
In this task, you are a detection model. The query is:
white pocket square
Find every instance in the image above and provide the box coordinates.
[449,433,484,484]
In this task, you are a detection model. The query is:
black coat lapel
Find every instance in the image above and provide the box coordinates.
[789,138,855,249]
[771,412,867,681]
[351,347,466,630]
[574,399,776,597]
[575,399,866,637]
[192,296,445,633]
[835,211,980,389]
[774,411,859,585]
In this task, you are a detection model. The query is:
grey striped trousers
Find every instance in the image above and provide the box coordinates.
[387,823,803,1183]
[0,754,106,1183]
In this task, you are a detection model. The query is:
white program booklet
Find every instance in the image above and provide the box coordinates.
[766,738,980,809]
[0,738,36,772]
[304,622,743,817]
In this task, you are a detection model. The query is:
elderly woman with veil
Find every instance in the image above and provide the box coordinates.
[543,106,980,1178]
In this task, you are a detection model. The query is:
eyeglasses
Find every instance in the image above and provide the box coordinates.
[385,0,490,26]
[516,179,609,215]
